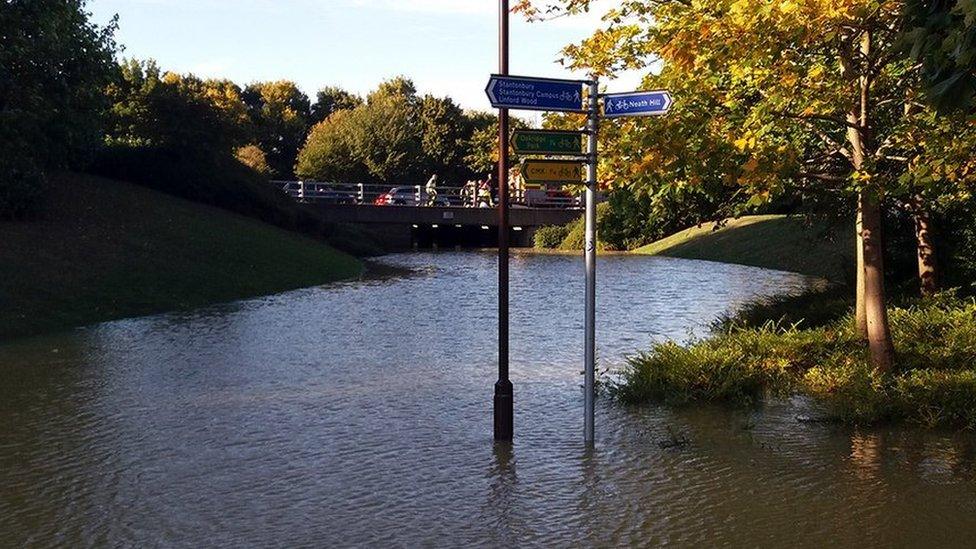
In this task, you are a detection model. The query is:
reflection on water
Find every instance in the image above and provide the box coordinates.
[1,252,975,546]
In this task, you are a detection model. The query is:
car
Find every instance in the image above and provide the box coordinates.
[311,189,358,204]
[374,186,450,206]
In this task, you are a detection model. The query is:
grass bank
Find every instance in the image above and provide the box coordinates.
[612,293,976,429]
[0,173,363,340]
[632,215,853,282]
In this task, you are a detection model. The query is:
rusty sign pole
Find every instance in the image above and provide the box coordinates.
[494,0,514,442]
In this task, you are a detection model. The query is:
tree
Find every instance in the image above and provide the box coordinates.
[310,86,363,125]
[106,60,250,158]
[355,78,424,183]
[235,144,271,176]
[463,112,530,176]
[0,0,117,218]
[298,78,498,185]
[419,95,469,182]
[515,0,976,372]
[242,81,311,178]
[296,109,368,182]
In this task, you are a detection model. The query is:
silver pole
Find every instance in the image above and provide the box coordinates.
[584,78,599,446]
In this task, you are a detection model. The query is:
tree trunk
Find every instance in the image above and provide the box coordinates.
[855,196,868,338]
[909,195,939,297]
[859,189,895,373]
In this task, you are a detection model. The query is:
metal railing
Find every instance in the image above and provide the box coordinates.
[270,180,584,209]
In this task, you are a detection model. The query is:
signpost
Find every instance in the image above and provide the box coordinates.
[494,0,513,444]
[487,4,673,447]
[521,159,585,184]
[512,130,584,156]
[485,74,586,112]
[602,90,673,118]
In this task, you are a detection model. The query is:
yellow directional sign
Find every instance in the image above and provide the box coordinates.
[521,159,584,184]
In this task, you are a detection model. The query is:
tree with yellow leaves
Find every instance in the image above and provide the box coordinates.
[517,0,976,373]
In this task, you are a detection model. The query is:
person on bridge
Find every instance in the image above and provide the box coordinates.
[477,176,493,208]
[461,180,477,208]
[425,174,438,206]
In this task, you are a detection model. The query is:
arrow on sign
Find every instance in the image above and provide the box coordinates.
[602,90,673,118]
[521,159,585,184]
[485,74,587,113]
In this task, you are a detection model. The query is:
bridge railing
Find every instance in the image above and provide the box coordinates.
[270,180,584,209]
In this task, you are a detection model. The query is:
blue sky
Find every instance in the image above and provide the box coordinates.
[88,0,643,113]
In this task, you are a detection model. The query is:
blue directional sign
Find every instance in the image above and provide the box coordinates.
[602,90,673,118]
[485,74,586,112]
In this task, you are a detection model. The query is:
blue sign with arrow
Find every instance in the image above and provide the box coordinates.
[485,74,586,112]
[602,90,673,118]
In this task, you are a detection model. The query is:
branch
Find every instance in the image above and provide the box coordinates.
[773,110,863,131]
[798,171,849,182]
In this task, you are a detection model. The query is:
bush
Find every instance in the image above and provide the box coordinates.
[894,370,976,428]
[534,224,570,249]
[713,284,852,330]
[612,292,976,428]
[889,293,976,372]
[803,358,890,424]
[559,202,611,250]
[89,145,305,228]
[611,322,839,406]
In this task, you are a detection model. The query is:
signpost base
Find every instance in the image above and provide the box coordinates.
[493,379,513,441]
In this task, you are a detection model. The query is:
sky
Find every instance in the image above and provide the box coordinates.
[88,0,645,114]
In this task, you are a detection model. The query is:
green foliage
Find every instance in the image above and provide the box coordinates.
[419,95,470,183]
[242,80,311,178]
[106,60,250,157]
[0,0,117,218]
[533,224,571,249]
[613,293,976,428]
[310,86,363,125]
[559,201,612,250]
[715,284,853,331]
[902,0,976,111]
[803,358,891,424]
[296,110,368,182]
[613,323,834,406]
[463,114,530,176]
[297,77,498,184]
[235,144,271,176]
[894,370,976,428]
[940,198,976,293]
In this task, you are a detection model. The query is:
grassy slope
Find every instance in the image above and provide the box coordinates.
[632,215,854,282]
[0,173,363,340]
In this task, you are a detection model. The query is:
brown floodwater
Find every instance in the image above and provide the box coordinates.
[1,252,974,547]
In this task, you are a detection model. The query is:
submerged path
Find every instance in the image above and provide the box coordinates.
[2,253,973,546]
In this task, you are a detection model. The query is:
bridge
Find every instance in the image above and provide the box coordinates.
[273,181,586,247]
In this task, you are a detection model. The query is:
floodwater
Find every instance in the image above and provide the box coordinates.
[1,252,974,547]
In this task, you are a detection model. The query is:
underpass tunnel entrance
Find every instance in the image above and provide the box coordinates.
[410,224,534,249]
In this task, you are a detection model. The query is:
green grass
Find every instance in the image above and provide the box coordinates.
[611,293,976,429]
[632,215,854,282]
[0,173,363,340]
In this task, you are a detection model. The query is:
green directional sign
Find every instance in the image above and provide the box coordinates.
[511,130,584,156]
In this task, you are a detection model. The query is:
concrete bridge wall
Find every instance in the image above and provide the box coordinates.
[311,204,582,227]
[313,204,582,249]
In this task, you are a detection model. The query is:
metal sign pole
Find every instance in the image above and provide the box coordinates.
[584,78,599,447]
[494,0,514,442]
